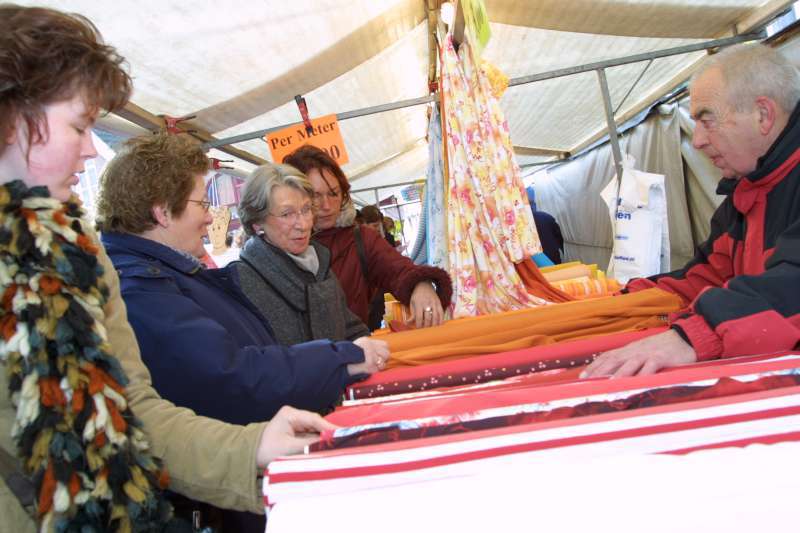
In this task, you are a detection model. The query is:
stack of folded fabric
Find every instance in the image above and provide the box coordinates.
[540,261,623,299]
[378,287,681,369]
[264,351,800,532]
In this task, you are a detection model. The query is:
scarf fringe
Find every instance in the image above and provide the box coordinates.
[0,181,171,531]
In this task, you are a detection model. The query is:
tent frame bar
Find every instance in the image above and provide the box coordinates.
[351,180,422,194]
[614,59,653,116]
[203,31,764,151]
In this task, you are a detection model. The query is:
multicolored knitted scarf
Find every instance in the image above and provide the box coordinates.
[0,181,172,531]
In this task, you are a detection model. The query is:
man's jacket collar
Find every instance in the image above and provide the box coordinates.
[716,100,800,197]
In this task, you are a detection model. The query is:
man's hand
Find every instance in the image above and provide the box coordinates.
[580,329,697,379]
[256,406,338,467]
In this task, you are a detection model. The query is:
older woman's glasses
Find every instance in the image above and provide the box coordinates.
[268,204,315,224]
[187,198,212,212]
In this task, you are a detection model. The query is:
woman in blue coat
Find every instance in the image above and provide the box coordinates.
[96,134,389,427]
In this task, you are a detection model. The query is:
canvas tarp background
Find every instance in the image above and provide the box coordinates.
[527,34,800,276]
[11,0,789,201]
[531,100,725,272]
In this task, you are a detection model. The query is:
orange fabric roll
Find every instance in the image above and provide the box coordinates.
[383,287,682,369]
[514,258,573,303]
[552,277,623,299]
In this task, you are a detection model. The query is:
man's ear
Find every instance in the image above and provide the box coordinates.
[152,204,170,228]
[755,96,778,135]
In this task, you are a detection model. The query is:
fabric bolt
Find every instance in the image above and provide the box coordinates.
[542,264,593,283]
[349,351,799,408]
[514,258,573,303]
[626,101,800,360]
[354,367,587,406]
[265,378,800,512]
[264,387,800,532]
[314,373,800,452]
[347,328,666,400]
[379,287,680,369]
[236,236,368,345]
[329,352,800,427]
[264,443,800,533]
[441,33,544,317]
[425,103,448,270]
[552,276,623,300]
[532,252,555,267]
[409,196,428,265]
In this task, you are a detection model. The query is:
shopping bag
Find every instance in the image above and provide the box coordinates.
[600,155,670,283]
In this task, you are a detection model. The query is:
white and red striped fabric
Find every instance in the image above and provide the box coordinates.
[264,353,800,532]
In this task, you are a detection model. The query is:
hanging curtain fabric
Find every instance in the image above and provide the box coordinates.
[409,200,428,264]
[441,34,544,317]
[425,103,448,269]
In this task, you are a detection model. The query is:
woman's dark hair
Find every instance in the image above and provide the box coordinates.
[0,5,132,157]
[283,144,351,205]
[360,205,383,224]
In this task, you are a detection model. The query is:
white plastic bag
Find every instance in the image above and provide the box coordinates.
[600,155,670,283]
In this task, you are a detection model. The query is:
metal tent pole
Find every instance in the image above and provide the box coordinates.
[203,31,763,152]
[596,68,624,180]
[596,66,626,251]
[351,179,424,194]
[614,59,653,116]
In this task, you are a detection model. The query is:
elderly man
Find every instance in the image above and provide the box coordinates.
[583,43,800,378]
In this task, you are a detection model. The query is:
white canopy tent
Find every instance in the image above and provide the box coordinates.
[15,1,792,178]
[17,0,800,264]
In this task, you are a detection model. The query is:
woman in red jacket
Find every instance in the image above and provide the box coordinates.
[284,145,452,329]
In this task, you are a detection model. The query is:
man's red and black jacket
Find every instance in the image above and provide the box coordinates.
[626,103,800,361]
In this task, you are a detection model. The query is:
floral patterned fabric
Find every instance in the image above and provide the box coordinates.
[441,34,543,317]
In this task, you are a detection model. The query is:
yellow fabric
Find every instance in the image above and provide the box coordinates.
[539,261,582,274]
[542,264,593,283]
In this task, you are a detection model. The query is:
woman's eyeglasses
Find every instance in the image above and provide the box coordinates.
[268,204,315,224]
[187,198,212,212]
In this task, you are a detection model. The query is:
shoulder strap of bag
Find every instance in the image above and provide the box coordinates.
[0,445,36,516]
[353,225,369,281]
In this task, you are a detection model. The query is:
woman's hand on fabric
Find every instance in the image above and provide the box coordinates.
[580,329,697,379]
[348,336,390,375]
[256,406,338,467]
[408,281,444,328]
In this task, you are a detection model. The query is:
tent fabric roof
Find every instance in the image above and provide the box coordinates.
[23,0,790,198]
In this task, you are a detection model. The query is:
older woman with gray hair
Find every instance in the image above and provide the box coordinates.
[236,163,372,345]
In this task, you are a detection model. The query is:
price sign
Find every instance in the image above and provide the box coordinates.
[265,114,349,165]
